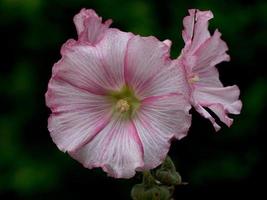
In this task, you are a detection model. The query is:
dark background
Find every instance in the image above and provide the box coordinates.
[0,0,266,199]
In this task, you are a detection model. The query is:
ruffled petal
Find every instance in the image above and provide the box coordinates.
[133,94,191,169]
[73,8,112,45]
[46,78,112,152]
[124,36,180,98]
[182,9,213,54]
[180,9,230,78]
[193,85,242,130]
[181,10,229,73]
[193,104,221,131]
[70,117,144,179]
[193,30,230,72]
[53,30,132,95]
[182,9,195,45]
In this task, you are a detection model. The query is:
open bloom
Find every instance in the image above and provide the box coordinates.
[177,9,242,131]
[45,9,191,178]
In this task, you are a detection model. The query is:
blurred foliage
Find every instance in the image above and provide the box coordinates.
[0,0,266,199]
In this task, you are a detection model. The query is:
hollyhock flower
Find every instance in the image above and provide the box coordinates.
[177,9,242,131]
[45,9,191,178]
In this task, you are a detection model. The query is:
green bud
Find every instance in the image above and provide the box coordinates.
[131,171,171,200]
[155,156,182,186]
[131,184,171,200]
[155,170,181,186]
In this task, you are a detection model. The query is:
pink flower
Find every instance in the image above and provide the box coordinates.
[177,9,242,131]
[45,9,191,178]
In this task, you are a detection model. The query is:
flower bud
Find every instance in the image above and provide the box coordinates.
[131,171,171,200]
[155,156,182,186]
[131,184,171,200]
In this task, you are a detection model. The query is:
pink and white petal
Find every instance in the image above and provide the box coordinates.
[96,29,133,91]
[194,103,221,131]
[53,43,125,95]
[182,9,196,45]
[136,62,188,99]
[60,39,77,55]
[46,78,113,152]
[193,30,230,72]
[175,59,192,99]
[163,39,172,47]
[194,85,242,114]
[74,9,98,35]
[124,36,175,98]
[195,67,223,88]
[183,9,213,54]
[73,8,112,45]
[133,94,191,169]
[208,104,233,127]
[193,85,242,130]
[70,117,144,179]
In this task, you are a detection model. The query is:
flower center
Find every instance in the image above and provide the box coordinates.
[116,99,130,113]
[108,85,140,118]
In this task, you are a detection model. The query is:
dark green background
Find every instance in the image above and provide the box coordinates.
[0,0,266,199]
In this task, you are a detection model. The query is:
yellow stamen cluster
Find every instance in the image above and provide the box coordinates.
[116,99,130,113]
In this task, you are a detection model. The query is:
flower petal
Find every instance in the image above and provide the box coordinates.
[96,29,134,91]
[53,45,108,95]
[73,8,112,45]
[53,30,132,95]
[193,30,230,72]
[193,85,242,130]
[133,94,191,169]
[194,67,222,87]
[182,9,213,54]
[70,117,144,178]
[182,9,196,44]
[46,78,112,152]
[125,36,180,98]
[194,104,221,131]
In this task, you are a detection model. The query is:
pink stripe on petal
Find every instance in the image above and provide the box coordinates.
[46,78,113,152]
[124,36,187,99]
[53,36,132,93]
[134,93,191,169]
[193,30,230,72]
[96,29,133,90]
[194,67,223,88]
[141,93,180,104]
[130,120,144,158]
[70,117,144,178]
[124,36,171,96]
